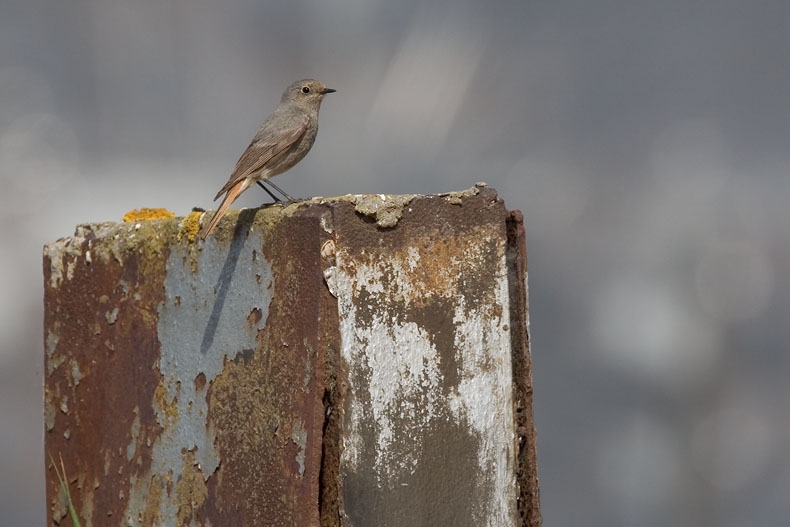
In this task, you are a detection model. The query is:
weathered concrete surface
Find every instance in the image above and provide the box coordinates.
[43,184,540,526]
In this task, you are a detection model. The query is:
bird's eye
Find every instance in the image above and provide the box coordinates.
[301,86,310,94]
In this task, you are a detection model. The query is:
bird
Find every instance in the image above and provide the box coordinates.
[198,79,335,239]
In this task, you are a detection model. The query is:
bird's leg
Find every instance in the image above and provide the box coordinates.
[256,181,282,204]
[260,180,297,203]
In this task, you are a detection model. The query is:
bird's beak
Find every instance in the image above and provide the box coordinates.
[321,88,336,94]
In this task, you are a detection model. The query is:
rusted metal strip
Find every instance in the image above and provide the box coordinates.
[44,208,332,526]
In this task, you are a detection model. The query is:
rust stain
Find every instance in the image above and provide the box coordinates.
[43,219,173,525]
[141,473,165,526]
[328,186,532,525]
[176,450,209,524]
[330,190,509,392]
[199,208,334,525]
[507,210,542,527]
[194,372,207,392]
[247,307,263,327]
[154,381,180,425]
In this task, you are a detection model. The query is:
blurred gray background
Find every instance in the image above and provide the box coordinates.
[2,0,788,525]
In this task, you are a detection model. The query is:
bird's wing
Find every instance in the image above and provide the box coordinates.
[214,113,309,200]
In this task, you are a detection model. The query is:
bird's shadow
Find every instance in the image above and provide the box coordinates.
[199,208,259,355]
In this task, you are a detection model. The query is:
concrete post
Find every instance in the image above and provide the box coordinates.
[43,184,540,526]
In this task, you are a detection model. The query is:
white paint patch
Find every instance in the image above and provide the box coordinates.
[334,233,517,524]
[450,297,516,523]
[44,237,84,289]
[292,420,308,476]
[126,408,141,461]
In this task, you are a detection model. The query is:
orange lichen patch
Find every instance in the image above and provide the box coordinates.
[178,211,203,243]
[121,208,176,223]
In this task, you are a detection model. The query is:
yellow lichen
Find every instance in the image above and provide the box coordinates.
[121,208,176,223]
[175,450,208,524]
[178,211,204,243]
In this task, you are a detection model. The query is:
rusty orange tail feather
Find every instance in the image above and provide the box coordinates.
[198,179,248,240]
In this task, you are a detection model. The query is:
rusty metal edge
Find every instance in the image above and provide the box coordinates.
[507,210,542,527]
[316,205,343,527]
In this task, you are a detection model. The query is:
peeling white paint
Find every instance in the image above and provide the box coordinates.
[126,408,141,461]
[450,294,516,524]
[44,238,81,288]
[345,314,441,480]
[69,359,83,386]
[105,307,119,324]
[45,330,59,359]
[44,223,134,289]
[292,420,308,476]
[335,227,517,524]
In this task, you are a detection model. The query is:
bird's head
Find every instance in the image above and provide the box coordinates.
[282,79,336,110]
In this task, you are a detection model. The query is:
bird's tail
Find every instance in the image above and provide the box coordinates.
[198,178,250,240]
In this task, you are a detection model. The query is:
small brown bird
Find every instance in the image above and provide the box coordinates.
[199,79,335,239]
